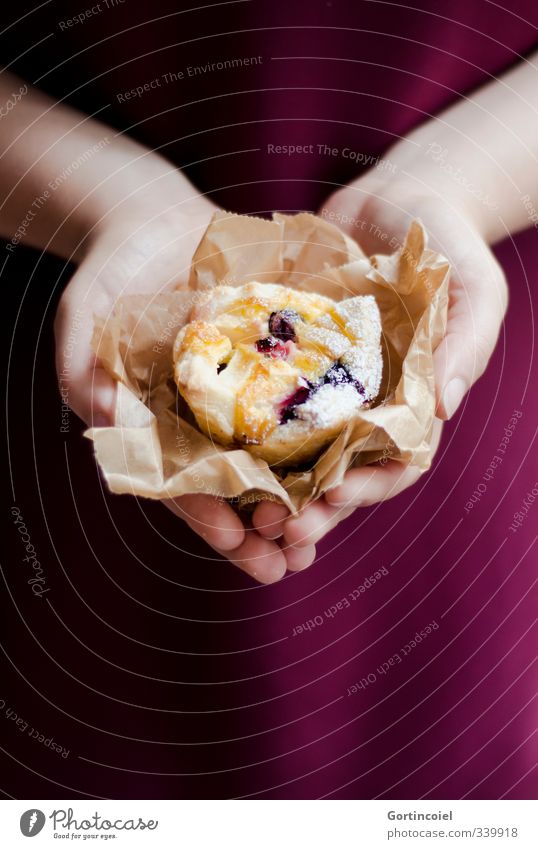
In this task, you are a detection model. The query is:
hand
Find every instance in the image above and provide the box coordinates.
[54,183,316,583]
[252,166,507,557]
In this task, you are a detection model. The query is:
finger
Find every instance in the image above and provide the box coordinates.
[164,494,245,552]
[325,418,442,508]
[325,462,422,508]
[434,245,508,419]
[280,542,317,572]
[252,500,290,539]
[54,289,117,427]
[86,363,117,426]
[214,530,287,584]
[283,501,351,548]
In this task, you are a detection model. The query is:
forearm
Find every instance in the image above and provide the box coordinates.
[0,72,212,260]
[373,51,538,243]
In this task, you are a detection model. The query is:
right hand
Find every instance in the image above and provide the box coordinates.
[253,166,508,553]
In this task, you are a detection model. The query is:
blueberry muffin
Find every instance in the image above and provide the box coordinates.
[173,282,382,466]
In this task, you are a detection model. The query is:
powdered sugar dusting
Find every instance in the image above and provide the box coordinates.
[295,383,363,428]
[336,295,381,346]
[297,324,351,358]
[341,343,383,400]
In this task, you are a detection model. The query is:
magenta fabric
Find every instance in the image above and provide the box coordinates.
[2,0,537,799]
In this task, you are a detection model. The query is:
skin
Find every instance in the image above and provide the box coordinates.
[1,51,536,582]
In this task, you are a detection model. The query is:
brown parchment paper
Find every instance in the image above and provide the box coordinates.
[85,211,449,513]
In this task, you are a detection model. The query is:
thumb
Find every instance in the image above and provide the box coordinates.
[434,242,508,419]
[55,287,117,428]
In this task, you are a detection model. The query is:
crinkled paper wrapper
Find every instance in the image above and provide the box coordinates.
[86,211,449,513]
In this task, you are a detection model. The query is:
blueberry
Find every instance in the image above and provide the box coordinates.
[323,363,352,386]
[255,337,276,353]
[268,309,300,342]
[255,336,288,358]
[322,362,365,395]
[279,383,313,424]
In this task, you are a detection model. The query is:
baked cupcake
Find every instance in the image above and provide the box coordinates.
[173,282,382,466]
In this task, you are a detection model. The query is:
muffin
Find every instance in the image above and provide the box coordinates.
[173,282,382,466]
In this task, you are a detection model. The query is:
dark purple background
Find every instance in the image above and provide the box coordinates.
[1,0,537,799]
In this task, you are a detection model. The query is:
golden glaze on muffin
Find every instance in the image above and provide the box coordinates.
[173,282,382,465]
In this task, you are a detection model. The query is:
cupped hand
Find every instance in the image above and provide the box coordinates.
[54,187,316,583]
[253,168,507,560]
[56,163,507,581]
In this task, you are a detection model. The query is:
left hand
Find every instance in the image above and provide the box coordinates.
[54,189,317,584]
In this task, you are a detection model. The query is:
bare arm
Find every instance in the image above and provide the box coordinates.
[0,71,213,259]
[0,72,312,583]
[260,50,538,552]
[358,49,538,244]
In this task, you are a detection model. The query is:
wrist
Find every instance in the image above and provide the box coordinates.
[54,129,215,259]
[323,166,491,258]
[78,161,216,261]
[380,134,498,241]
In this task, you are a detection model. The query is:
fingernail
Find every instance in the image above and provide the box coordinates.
[442,378,468,419]
[325,491,346,507]
[93,413,111,428]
